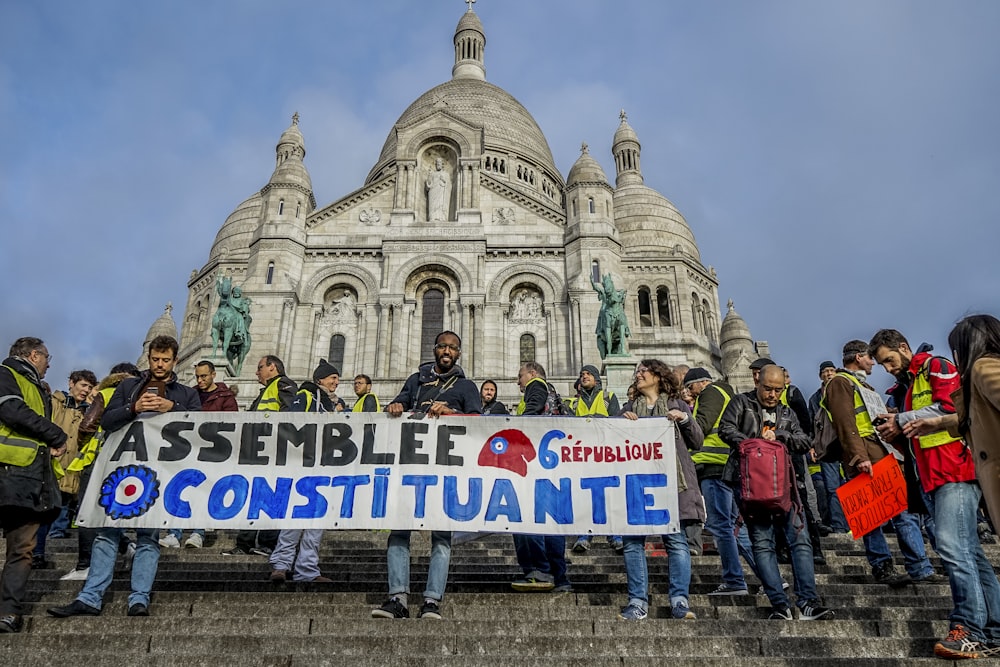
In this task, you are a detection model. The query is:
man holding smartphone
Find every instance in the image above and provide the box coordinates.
[48,335,201,618]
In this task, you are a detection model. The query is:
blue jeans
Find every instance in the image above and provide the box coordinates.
[622,532,691,609]
[77,528,159,610]
[701,479,755,589]
[747,508,819,610]
[926,482,1000,642]
[513,534,570,587]
[818,462,850,532]
[386,530,451,602]
[862,509,934,578]
[167,528,206,540]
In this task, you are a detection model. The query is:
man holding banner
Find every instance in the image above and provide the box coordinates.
[48,335,201,619]
[371,330,481,621]
[824,340,938,589]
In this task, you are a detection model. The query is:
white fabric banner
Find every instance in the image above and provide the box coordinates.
[76,412,678,535]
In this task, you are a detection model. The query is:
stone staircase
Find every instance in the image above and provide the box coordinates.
[2,529,995,665]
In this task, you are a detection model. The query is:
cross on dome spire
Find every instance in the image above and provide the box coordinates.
[292,111,300,126]
[619,109,628,123]
[580,141,589,155]
[465,0,476,10]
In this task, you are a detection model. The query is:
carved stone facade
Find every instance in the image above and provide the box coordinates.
[175,8,758,404]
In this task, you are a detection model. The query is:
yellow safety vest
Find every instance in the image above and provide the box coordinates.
[0,365,63,478]
[67,386,117,473]
[821,372,875,439]
[352,393,381,413]
[572,390,612,417]
[691,384,732,466]
[516,377,547,416]
[910,360,960,449]
[255,377,284,411]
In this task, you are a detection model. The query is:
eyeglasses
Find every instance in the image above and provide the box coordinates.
[634,366,650,378]
[434,343,460,352]
[33,350,51,362]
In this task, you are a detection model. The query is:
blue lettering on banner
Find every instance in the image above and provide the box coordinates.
[625,473,669,525]
[535,478,573,524]
[330,475,370,518]
[291,476,331,519]
[444,476,482,521]
[162,469,207,518]
[538,429,564,470]
[372,468,390,518]
[208,475,249,520]
[579,476,620,524]
[484,478,522,522]
[402,475,439,518]
[248,477,292,520]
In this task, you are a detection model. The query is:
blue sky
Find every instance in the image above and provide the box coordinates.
[2,0,998,396]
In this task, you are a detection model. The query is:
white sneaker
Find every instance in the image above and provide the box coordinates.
[184,533,203,549]
[159,534,181,548]
[60,568,89,581]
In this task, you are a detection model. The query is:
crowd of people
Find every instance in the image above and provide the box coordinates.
[2,315,1000,660]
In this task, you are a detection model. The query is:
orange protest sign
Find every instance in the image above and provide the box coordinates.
[835,455,908,539]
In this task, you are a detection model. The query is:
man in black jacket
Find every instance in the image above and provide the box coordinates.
[48,336,201,619]
[718,364,832,621]
[371,331,481,621]
[0,337,67,633]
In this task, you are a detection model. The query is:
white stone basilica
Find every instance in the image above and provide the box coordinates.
[174,7,760,405]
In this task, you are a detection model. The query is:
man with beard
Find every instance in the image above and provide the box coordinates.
[371,331,481,621]
[479,379,508,415]
[48,335,200,618]
[825,339,939,587]
[0,337,67,633]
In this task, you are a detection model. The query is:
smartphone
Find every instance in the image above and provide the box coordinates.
[145,387,159,396]
[872,416,887,427]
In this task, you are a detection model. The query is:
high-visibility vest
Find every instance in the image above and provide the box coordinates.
[0,365,48,467]
[67,386,117,473]
[910,359,961,449]
[571,390,612,417]
[255,378,284,411]
[516,377,547,416]
[821,372,875,439]
[691,384,732,466]
[352,393,381,413]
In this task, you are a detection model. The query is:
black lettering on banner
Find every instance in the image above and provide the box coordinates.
[240,422,272,465]
[158,421,194,461]
[436,424,465,466]
[198,422,235,462]
[110,421,148,462]
[399,422,429,465]
[276,422,317,467]
[361,423,395,465]
[320,422,358,466]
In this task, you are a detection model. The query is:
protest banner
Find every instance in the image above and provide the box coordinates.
[835,455,908,539]
[76,412,678,536]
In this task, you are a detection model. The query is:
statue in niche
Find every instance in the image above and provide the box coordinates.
[212,274,253,375]
[510,289,542,320]
[592,273,631,358]
[327,290,357,323]
[425,157,451,222]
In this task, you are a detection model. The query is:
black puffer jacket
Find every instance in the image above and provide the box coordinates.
[717,390,811,485]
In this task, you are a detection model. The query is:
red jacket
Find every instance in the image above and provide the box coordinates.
[198,382,239,412]
[903,352,975,493]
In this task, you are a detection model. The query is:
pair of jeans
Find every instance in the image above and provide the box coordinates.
[818,462,850,532]
[513,534,570,587]
[622,532,692,608]
[0,514,38,615]
[270,529,323,581]
[77,527,159,610]
[926,482,1000,642]
[386,530,451,601]
[862,509,934,578]
[167,528,205,541]
[747,507,819,610]
[235,529,278,552]
[701,478,755,589]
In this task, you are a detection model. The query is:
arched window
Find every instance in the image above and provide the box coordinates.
[295,202,301,217]
[657,287,672,326]
[637,287,653,327]
[591,259,600,284]
[420,288,445,362]
[588,197,595,214]
[328,334,345,372]
[520,334,535,363]
[278,199,284,215]
[691,292,700,333]
[266,262,274,285]
[702,299,712,341]
[572,199,578,217]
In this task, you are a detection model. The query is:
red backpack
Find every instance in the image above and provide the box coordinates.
[738,438,794,517]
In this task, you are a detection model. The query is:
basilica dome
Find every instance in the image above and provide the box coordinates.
[209,192,261,262]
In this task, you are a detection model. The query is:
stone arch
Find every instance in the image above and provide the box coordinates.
[392,254,472,295]
[402,128,473,161]
[487,262,563,305]
[303,264,378,304]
